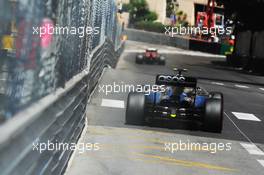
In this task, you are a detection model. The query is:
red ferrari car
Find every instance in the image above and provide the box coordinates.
[136,48,166,65]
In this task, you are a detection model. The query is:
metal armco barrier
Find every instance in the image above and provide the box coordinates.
[0,0,124,174]
[0,39,124,175]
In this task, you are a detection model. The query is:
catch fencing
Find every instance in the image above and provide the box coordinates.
[0,0,123,119]
[0,0,124,174]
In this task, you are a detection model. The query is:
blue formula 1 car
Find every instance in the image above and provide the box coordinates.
[126,68,224,133]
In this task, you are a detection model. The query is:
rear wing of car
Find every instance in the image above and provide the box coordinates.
[146,48,157,52]
[155,74,197,87]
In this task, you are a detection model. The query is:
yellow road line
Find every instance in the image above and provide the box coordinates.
[85,151,238,173]
[134,153,238,172]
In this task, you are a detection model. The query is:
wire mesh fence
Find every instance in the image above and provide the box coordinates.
[0,0,123,120]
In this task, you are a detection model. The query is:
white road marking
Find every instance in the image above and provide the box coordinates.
[257,160,264,167]
[259,88,264,91]
[101,99,125,109]
[211,82,224,86]
[224,112,253,143]
[240,143,264,156]
[235,84,249,89]
[232,112,261,122]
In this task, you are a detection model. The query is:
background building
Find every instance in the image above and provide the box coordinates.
[170,0,224,26]
[120,0,224,26]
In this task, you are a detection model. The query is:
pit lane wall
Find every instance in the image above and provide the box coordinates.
[125,28,222,54]
[125,28,189,50]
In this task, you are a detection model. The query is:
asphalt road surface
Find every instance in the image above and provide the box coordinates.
[65,41,264,175]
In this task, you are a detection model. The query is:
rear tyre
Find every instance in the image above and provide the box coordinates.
[158,56,166,65]
[126,92,146,125]
[209,92,223,100]
[203,98,223,133]
[136,55,144,64]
